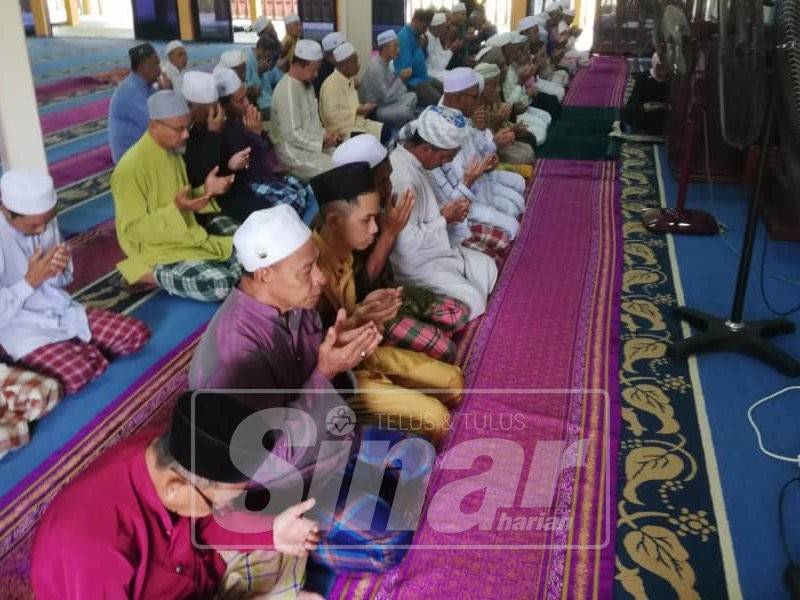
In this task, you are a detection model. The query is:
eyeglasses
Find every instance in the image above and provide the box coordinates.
[170,467,244,515]
[157,120,193,134]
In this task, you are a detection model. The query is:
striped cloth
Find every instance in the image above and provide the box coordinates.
[462,222,511,261]
[155,255,243,302]
[384,295,469,363]
[0,364,61,458]
[218,550,306,598]
[251,177,319,225]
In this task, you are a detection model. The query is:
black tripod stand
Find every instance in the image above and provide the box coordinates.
[670,87,800,376]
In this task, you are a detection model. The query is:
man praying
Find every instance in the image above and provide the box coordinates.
[160,40,188,93]
[359,30,418,127]
[395,9,443,107]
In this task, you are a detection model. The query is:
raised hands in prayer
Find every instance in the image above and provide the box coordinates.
[25,244,69,288]
[450,38,465,53]
[244,104,263,135]
[512,121,529,137]
[318,309,382,378]
[356,102,378,117]
[381,189,415,236]
[323,131,342,149]
[463,156,493,188]
[498,103,513,121]
[157,73,173,90]
[493,128,516,149]
[485,154,500,172]
[207,102,225,133]
[399,67,413,81]
[441,198,470,224]
[518,64,536,81]
[273,498,321,557]
[353,287,403,328]
[205,166,235,196]
[175,185,212,213]
[228,147,252,171]
[473,106,488,130]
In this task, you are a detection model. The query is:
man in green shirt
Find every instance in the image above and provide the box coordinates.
[111,91,241,302]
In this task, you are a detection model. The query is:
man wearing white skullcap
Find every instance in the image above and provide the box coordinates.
[436,68,527,243]
[426,13,458,83]
[319,42,386,142]
[467,6,498,54]
[313,32,346,96]
[556,6,590,72]
[281,13,303,65]
[359,29,417,126]
[251,14,269,35]
[111,90,242,302]
[217,49,247,83]
[390,106,497,320]
[270,39,337,180]
[0,170,150,394]
[181,71,227,194]
[160,40,187,94]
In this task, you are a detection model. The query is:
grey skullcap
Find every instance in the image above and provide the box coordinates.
[148,90,189,120]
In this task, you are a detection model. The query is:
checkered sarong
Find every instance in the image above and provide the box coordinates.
[18,308,150,395]
[383,295,469,363]
[0,365,61,458]
[251,176,318,225]
[203,214,240,236]
[462,223,512,261]
[155,255,242,302]
[218,550,305,599]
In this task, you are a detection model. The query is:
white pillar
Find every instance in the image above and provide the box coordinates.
[337,0,373,77]
[0,1,47,173]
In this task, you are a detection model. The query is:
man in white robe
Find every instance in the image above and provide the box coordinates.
[390,106,497,320]
[270,39,338,180]
[517,17,566,101]
[426,13,455,83]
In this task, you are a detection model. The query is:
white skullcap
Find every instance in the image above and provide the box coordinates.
[166,40,184,55]
[474,62,501,81]
[431,13,447,26]
[546,1,561,12]
[443,66,480,93]
[148,90,189,119]
[321,31,346,52]
[234,205,311,271]
[453,2,467,12]
[487,32,513,47]
[284,13,300,25]
[510,32,529,44]
[0,169,57,215]
[332,134,388,169]
[517,16,538,32]
[220,49,245,68]
[182,71,218,104]
[333,41,356,63]
[399,105,468,150]
[294,39,323,61]
[251,15,269,34]
[475,46,493,61]
[563,7,575,16]
[377,29,397,46]
[214,66,242,97]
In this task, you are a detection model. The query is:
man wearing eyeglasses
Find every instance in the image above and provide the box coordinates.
[111,91,242,302]
[31,391,324,600]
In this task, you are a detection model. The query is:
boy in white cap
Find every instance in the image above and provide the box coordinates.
[0,170,150,394]
[160,40,187,93]
[111,91,241,302]
[319,42,387,143]
[281,13,303,66]
[391,106,498,320]
[359,29,417,126]
[313,31,346,96]
[426,12,457,83]
[270,39,338,180]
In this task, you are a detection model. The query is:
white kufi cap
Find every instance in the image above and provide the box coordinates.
[234,205,312,271]
[0,169,57,215]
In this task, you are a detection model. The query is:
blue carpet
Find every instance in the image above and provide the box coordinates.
[658,144,800,600]
[46,129,108,163]
[58,192,114,238]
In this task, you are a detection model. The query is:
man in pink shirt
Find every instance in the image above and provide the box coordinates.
[31,391,323,599]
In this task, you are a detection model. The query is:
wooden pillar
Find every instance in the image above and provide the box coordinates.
[65,0,80,26]
[176,0,196,41]
[249,0,263,19]
[30,0,51,37]
[573,0,582,25]
[337,0,372,76]
[0,0,47,171]
[511,0,527,29]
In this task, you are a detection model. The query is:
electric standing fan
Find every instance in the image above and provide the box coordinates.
[641,3,721,234]
[669,0,800,376]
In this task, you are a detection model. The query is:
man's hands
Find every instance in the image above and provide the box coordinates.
[175,185,212,213]
[450,38,464,53]
[498,103,513,121]
[323,132,342,149]
[441,198,470,224]
[356,102,378,117]
[207,102,225,133]
[205,166,235,196]
[399,67,413,81]
[228,147,252,171]
[463,156,493,188]
[493,128,516,149]
[157,73,173,90]
[381,189,415,236]
[244,104,263,135]
[473,105,488,130]
[317,309,382,378]
[353,288,403,327]
[25,244,69,288]
[273,498,321,557]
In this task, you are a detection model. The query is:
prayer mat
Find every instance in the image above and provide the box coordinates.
[564,55,630,108]
[535,107,622,161]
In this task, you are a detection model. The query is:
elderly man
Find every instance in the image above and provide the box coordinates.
[160,40,187,93]
[310,163,463,442]
[111,91,241,302]
[447,3,473,69]
[0,170,150,394]
[32,390,323,599]
[517,16,568,98]
[313,31,346,96]
[270,40,338,180]
[396,9,442,107]
[108,43,160,163]
[319,42,386,143]
[281,13,303,65]
[391,106,497,320]
[216,67,318,225]
[426,12,457,83]
[359,30,417,126]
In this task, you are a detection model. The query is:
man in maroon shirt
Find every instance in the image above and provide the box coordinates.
[31,391,323,599]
